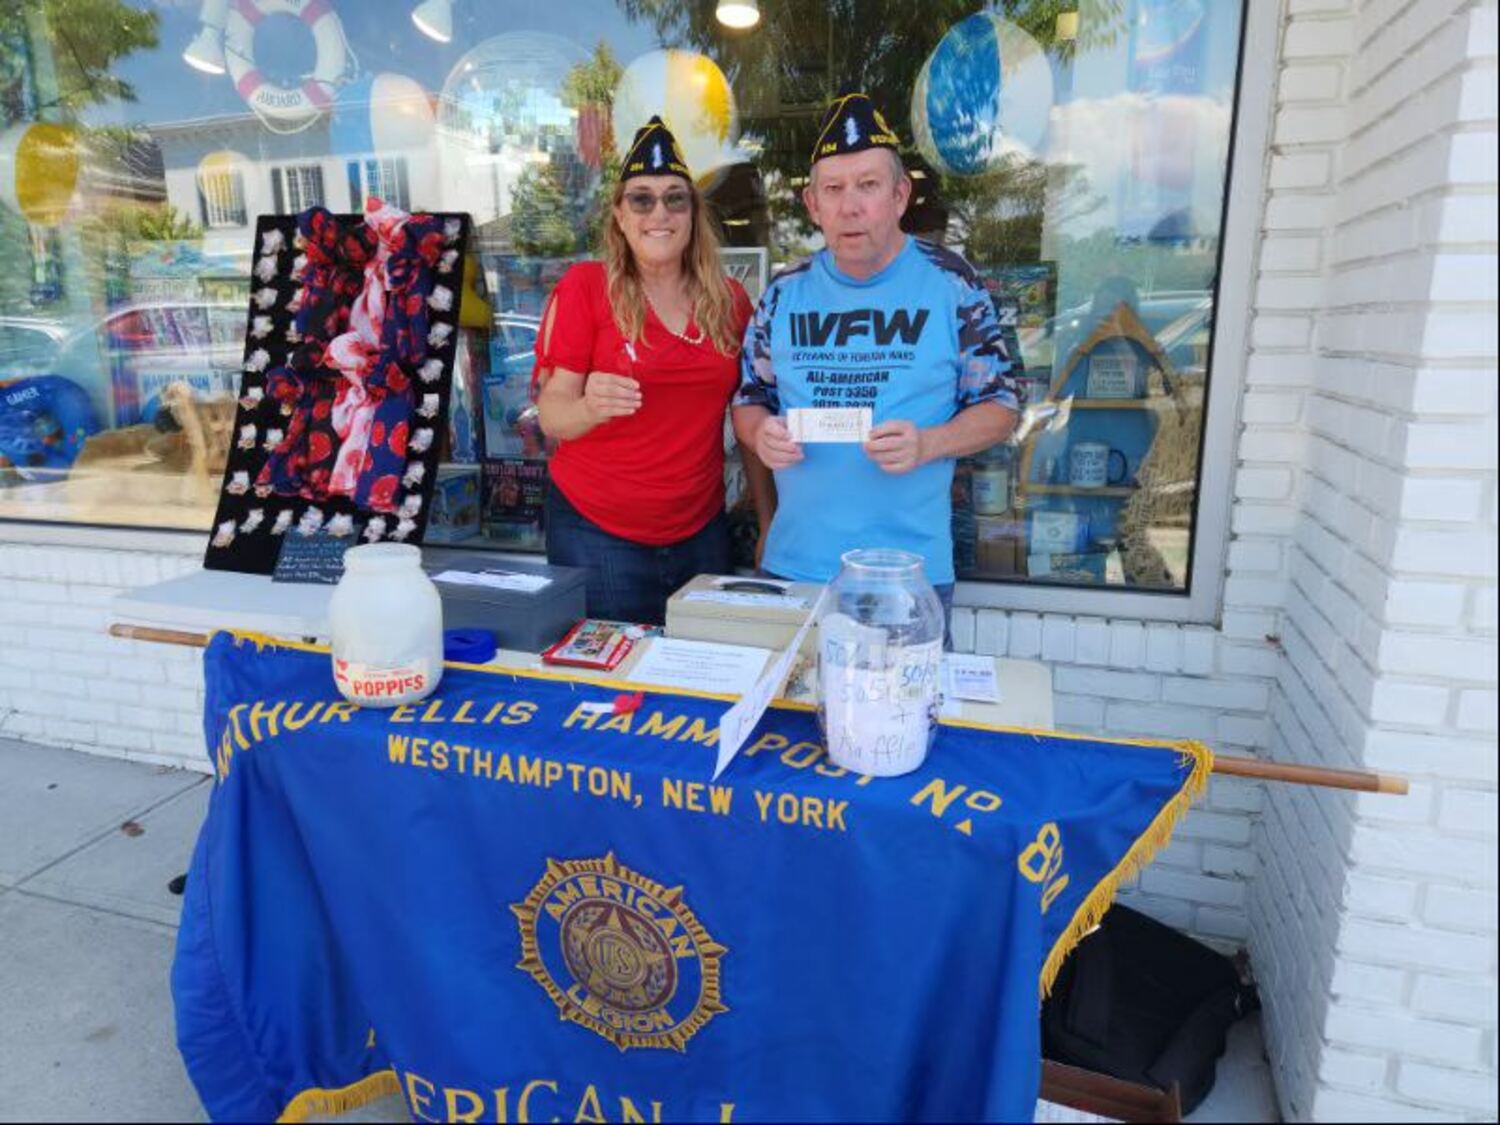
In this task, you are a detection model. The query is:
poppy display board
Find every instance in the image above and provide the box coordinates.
[203,209,472,575]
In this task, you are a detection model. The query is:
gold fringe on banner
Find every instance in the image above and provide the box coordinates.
[277,1068,401,1123]
[1038,739,1215,999]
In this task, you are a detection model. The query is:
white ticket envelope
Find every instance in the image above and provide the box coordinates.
[786,407,872,443]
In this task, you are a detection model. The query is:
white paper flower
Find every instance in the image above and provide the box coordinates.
[244,349,270,373]
[240,508,265,533]
[251,315,273,339]
[286,326,302,344]
[287,288,305,313]
[212,520,236,547]
[409,427,434,454]
[253,287,278,310]
[392,517,417,541]
[418,358,443,384]
[417,393,440,419]
[260,229,285,255]
[226,471,250,495]
[239,386,264,409]
[263,427,284,449]
[297,507,324,536]
[438,248,459,274]
[271,509,294,535]
[254,255,278,283]
[292,254,307,274]
[399,493,422,519]
[427,323,452,349]
[443,218,462,244]
[402,462,425,488]
[237,424,257,449]
[326,513,354,538]
[428,285,453,312]
[363,516,387,542]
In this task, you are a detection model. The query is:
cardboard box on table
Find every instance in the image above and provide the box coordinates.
[665,574,826,653]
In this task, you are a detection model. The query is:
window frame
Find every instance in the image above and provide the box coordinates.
[270,162,326,214]
[199,168,247,229]
[954,0,1276,626]
[346,156,411,211]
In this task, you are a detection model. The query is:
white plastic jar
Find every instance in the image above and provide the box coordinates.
[328,543,444,708]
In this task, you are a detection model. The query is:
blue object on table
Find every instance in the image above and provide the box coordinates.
[175,634,1210,1123]
[443,627,497,664]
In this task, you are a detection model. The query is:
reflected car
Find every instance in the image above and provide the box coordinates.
[1154,298,1215,381]
[1027,291,1213,376]
[52,300,248,426]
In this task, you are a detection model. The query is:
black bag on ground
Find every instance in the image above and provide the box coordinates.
[1041,904,1258,1115]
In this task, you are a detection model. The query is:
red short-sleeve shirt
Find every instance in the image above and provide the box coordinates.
[534,261,752,546]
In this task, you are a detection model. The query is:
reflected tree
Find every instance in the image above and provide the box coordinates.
[0,1,161,315]
[616,0,1128,262]
[561,42,625,252]
[510,163,580,257]
[0,0,159,120]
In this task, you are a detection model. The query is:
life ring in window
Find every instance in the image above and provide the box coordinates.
[224,0,348,126]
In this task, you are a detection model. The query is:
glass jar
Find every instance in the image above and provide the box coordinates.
[971,444,1013,516]
[328,543,444,708]
[817,549,945,777]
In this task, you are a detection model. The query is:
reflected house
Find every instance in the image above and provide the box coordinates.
[148,104,444,260]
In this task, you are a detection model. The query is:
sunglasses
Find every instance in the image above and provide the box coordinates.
[623,189,693,215]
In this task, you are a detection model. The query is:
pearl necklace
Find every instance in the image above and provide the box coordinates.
[644,291,706,346]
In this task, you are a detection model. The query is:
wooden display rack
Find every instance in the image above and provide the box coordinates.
[1012,302,1188,586]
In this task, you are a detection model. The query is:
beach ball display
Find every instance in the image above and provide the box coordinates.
[438,32,587,149]
[0,123,80,226]
[612,49,739,184]
[436,33,595,229]
[332,73,436,155]
[910,13,1054,176]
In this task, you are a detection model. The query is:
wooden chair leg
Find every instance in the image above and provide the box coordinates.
[1040,1060,1182,1122]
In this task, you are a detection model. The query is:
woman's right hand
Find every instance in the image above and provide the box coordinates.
[582,371,642,424]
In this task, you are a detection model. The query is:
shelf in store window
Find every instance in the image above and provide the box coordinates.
[1022,484,1138,498]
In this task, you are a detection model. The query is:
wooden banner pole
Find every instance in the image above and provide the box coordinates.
[107,623,1409,795]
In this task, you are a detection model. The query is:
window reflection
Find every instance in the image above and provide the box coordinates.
[0,0,1242,593]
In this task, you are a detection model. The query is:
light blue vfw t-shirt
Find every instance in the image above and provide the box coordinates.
[735,237,1021,584]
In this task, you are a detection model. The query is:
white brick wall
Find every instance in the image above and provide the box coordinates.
[1247,0,1499,1120]
[0,535,213,776]
[0,0,1494,1119]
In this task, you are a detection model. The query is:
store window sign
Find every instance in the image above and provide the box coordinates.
[0,0,1244,600]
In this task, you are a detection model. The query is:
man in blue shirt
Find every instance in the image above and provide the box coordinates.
[732,92,1022,621]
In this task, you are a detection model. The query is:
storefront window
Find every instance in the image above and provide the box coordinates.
[0,0,1244,595]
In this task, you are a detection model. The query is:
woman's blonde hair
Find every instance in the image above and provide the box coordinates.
[602,180,741,357]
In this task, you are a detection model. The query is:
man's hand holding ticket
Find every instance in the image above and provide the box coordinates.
[786,407,873,443]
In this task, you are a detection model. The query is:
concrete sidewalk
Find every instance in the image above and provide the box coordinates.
[0,736,1276,1123]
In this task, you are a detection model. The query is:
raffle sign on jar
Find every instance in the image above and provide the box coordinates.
[820,613,943,777]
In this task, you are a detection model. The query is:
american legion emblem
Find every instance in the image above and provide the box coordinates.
[512,854,727,1051]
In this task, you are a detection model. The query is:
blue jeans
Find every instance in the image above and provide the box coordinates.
[545,483,730,626]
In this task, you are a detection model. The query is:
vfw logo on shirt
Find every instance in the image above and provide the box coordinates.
[787,308,930,348]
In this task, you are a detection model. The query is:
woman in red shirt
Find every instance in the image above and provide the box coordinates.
[534,117,770,623]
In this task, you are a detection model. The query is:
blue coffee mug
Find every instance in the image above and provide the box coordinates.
[1069,442,1128,489]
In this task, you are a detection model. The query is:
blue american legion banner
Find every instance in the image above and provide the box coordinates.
[173,633,1211,1124]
